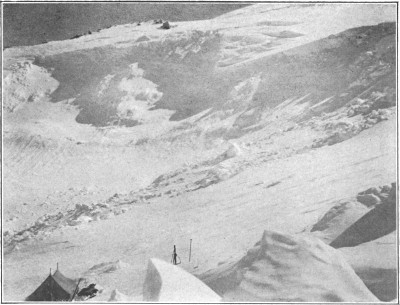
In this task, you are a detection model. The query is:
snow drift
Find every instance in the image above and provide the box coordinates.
[203,230,378,302]
[330,183,396,248]
[142,258,221,302]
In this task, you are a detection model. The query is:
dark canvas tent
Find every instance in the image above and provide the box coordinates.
[26,269,79,301]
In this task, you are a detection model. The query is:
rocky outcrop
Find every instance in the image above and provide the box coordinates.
[161,21,170,30]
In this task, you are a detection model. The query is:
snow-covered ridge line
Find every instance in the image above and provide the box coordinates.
[5,4,395,59]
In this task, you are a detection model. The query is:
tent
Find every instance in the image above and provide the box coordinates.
[26,269,79,301]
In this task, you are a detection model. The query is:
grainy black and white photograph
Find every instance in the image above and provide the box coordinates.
[2,1,398,302]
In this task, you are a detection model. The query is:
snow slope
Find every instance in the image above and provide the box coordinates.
[2,3,397,302]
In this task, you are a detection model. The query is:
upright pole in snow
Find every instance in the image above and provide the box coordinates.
[70,278,82,301]
[189,239,192,262]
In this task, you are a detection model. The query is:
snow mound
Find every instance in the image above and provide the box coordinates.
[330,183,396,249]
[309,200,370,244]
[223,142,242,159]
[142,258,221,302]
[85,260,131,276]
[310,185,395,243]
[206,230,378,302]
[356,194,381,207]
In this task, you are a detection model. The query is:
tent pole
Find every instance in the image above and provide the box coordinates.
[50,271,53,301]
[189,239,192,262]
[70,278,82,302]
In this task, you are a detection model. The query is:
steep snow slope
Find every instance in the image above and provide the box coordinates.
[4,3,396,123]
[2,3,397,302]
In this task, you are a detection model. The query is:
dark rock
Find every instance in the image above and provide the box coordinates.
[161,21,170,29]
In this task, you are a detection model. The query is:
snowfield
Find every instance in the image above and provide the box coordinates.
[2,3,397,302]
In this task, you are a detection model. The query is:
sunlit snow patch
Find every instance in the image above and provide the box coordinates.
[117,63,174,124]
[4,59,59,112]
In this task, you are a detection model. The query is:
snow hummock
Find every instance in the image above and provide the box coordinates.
[309,199,370,244]
[207,230,379,302]
[330,184,396,248]
[85,260,131,276]
[223,141,242,159]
